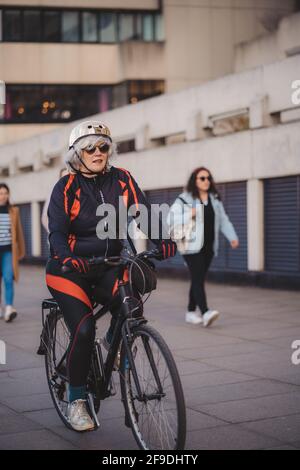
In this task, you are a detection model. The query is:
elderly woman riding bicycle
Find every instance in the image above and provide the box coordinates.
[45,121,176,431]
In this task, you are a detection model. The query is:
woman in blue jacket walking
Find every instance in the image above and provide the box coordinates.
[172,167,239,327]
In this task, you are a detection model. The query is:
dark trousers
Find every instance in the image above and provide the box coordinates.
[46,258,142,387]
[183,246,214,315]
[46,258,122,387]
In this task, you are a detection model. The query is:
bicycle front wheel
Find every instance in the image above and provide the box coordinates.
[120,324,186,450]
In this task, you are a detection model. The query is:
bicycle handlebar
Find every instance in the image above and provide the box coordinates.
[61,248,161,273]
[88,248,161,266]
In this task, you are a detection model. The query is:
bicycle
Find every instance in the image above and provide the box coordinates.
[38,249,186,450]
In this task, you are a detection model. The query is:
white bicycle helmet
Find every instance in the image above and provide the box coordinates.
[69,121,112,149]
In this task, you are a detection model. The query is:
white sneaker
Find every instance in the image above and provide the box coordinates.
[4,305,17,323]
[185,311,203,325]
[203,310,220,328]
[67,399,95,432]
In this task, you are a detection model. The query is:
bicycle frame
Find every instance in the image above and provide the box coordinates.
[98,281,165,404]
[92,281,147,400]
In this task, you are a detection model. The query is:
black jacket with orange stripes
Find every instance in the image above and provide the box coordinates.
[47,166,163,261]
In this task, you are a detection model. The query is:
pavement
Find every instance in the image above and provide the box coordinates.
[0,265,300,450]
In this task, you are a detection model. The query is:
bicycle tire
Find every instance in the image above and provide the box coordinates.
[44,310,72,429]
[120,324,186,450]
[44,310,101,430]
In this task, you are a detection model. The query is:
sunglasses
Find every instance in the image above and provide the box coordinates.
[197,176,212,182]
[84,143,110,155]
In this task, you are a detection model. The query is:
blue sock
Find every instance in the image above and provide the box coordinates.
[68,385,86,402]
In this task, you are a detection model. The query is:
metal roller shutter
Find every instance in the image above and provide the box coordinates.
[264,176,300,273]
[40,201,50,260]
[18,203,32,257]
[211,181,248,272]
[210,183,227,269]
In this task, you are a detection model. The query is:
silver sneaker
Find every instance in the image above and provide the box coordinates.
[67,399,95,432]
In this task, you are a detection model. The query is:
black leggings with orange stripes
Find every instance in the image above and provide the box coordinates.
[46,258,124,388]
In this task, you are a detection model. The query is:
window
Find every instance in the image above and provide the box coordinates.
[117,139,135,154]
[1,84,112,123]
[128,80,165,104]
[118,139,135,155]
[99,12,117,43]
[82,12,98,42]
[1,81,164,123]
[24,10,41,42]
[143,14,154,41]
[42,84,82,121]
[62,11,79,42]
[119,13,134,42]
[43,11,61,42]
[112,82,128,109]
[155,14,164,41]
[97,88,112,113]
[1,8,164,44]
[135,14,143,40]
[3,10,22,41]
[5,84,40,122]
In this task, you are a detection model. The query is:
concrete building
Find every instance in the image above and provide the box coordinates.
[0,0,298,145]
[0,3,299,289]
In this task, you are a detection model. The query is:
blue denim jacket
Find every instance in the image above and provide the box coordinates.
[169,191,238,256]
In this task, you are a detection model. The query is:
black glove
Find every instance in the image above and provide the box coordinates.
[157,239,177,260]
[62,256,90,274]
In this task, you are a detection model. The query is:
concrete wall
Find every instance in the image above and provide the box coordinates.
[0,124,63,150]
[3,121,300,202]
[2,51,298,147]
[0,42,165,85]
[1,54,299,180]
[163,0,296,92]
[235,12,300,72]
[113,122,300,191]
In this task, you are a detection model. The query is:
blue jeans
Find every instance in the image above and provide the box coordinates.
[0,251,14,306]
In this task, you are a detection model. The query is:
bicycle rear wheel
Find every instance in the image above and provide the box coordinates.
[44,309,71,428]
[120,324,186,450]
[44,309,101,429]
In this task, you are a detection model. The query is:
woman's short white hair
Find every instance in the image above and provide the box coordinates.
[64,135,118,173]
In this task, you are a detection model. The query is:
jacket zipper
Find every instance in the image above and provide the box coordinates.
[94,177,109,257]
